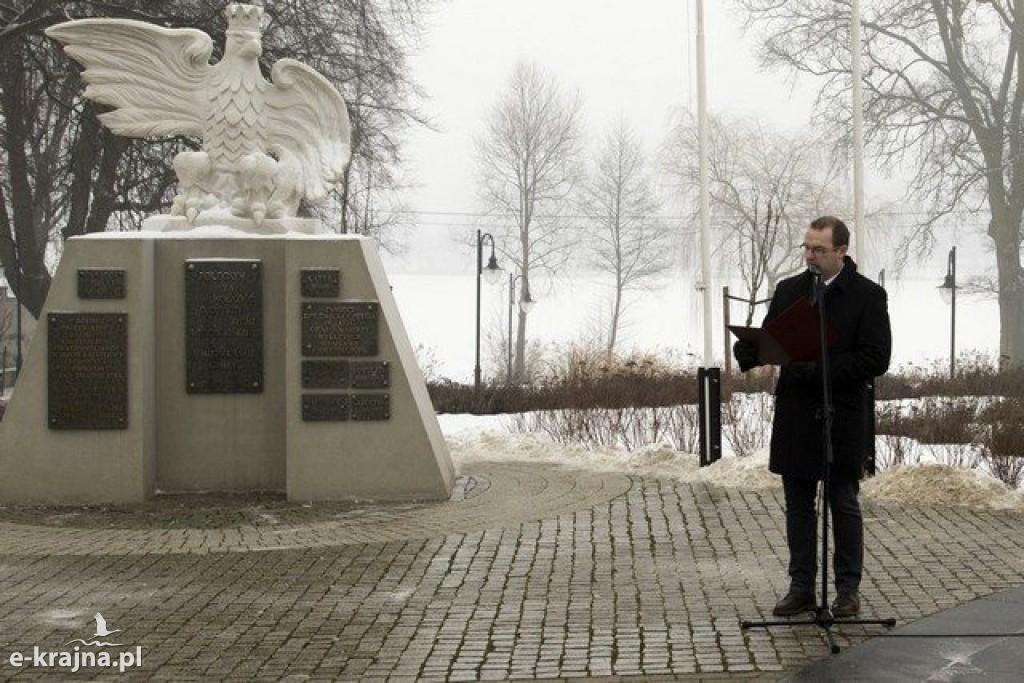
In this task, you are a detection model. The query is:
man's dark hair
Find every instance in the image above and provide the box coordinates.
[809,215,850,247]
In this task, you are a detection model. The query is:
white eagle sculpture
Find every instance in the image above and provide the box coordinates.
[46,3,352,231]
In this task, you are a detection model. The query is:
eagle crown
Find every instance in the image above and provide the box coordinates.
[225,4,263,34]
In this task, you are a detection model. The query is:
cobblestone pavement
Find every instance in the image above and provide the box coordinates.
[1,460,1023,681]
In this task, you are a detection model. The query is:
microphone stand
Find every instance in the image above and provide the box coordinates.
[741,271,895,654]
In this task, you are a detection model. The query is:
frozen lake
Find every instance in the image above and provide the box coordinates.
[385,270,997,383]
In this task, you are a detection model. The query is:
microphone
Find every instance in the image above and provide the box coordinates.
[809,266,823,306]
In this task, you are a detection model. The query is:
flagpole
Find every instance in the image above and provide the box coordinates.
[696,0,713,364]
[852,0,866,267]
[694,0,721,468]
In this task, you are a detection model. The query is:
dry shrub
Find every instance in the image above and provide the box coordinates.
[508,395,758,455]
[877,353,1024,399]
[721,393,772,458]
[546,345,672,383]
[982,453,1024,490]
[668,403,701,454]
[874,435,923,470]
[507,404,702,452]
[429,345,702,414]
[876,397,977,444]
[977,397,1024,456]
[976,397,1024,488]
[930,444,982,470]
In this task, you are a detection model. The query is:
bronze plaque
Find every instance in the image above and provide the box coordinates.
[351,361,390,389]
[301,302,379,357]
[48,312,128,429]
[78,269,126,299]
[300,268,341,298]
[302,394,350,421]
[302,360,350,389]
[185,260,263,393]
[351,393,390,421]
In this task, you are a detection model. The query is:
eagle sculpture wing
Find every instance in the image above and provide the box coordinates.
[45,19,213,137]
[264,58,352,205]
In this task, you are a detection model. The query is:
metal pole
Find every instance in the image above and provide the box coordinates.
[722,286,732,375]
[852,0,866,267]
[474,230,483,393]
[14,249,21,382]
[695,0,722,471]
[698,367,722,466]
[696,0,714,366]
[950,246,957,379]
[507,274,515,382]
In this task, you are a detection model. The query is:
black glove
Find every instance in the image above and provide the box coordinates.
[787,361,819,383]
[733,340,759,372]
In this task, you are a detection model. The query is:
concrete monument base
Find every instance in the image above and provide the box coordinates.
[0,227,454,505]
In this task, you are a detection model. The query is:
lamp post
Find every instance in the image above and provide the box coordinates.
[475,230,502,392]
[938,246,956,379]
[14,254,21,383]
[507,274,535,381]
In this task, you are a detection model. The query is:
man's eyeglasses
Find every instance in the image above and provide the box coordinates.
[799,243,838,257]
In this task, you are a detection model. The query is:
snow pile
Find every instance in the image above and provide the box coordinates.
[862,464,1024,511]
[439,414,1024,511]
[444,417,778,490]
[688,448,780,490]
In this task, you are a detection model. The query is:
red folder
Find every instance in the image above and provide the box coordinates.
[729,297,838,365]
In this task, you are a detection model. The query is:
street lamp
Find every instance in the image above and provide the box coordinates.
[507,274,535,381]
[475,230,502,392]
[938,246,956,379]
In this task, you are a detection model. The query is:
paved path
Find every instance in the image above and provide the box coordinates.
[1,460,1022,681]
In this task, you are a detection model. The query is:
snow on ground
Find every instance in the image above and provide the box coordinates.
[439,414,1024,512]
[862,464,1024,511]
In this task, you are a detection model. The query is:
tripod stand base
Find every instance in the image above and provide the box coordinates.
[742,607,897,654]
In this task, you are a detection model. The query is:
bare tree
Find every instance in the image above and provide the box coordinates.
[475,62,584,381]
[735,0,1024,366]
[579,117,672,354]
[0,0,431,318]
[665,111,845,321]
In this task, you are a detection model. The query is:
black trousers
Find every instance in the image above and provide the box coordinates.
[782,477,863,595]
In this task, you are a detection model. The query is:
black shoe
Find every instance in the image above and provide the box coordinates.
[832,592,860,618]
[772,590,815,616]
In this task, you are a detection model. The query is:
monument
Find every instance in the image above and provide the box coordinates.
[0,4,454,504]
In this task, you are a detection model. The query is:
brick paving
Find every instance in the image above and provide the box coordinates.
[0,460,1023,681]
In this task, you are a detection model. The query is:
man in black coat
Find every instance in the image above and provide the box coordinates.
[734,215,891,619]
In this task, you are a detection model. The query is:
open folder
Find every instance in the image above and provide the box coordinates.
[728,296,839,365]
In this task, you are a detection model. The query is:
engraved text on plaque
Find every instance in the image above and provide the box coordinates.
[48,312,128,429]
[351,361,390,389]
[302,394,351,421]
[301,360,350,389]
[300,268,341,298]
[351,393,390,421]
[78,269,126,299]
[185,260,263,393]
[301,302,379,356]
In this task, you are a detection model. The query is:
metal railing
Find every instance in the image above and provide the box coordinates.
[722,285,771,375]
